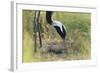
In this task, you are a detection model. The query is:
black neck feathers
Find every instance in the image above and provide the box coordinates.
[46,11,53,25]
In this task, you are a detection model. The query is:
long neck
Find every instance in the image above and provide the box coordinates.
[46,11,53,25]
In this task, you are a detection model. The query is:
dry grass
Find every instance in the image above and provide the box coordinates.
[22,10,91,63]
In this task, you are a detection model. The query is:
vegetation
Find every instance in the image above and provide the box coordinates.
[22,10,91,63]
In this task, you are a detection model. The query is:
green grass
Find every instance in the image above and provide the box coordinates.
[22,10,91,63]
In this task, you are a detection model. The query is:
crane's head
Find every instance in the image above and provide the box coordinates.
[46,11,53,25]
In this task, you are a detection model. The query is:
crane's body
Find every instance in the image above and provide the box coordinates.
[46,11,67,41]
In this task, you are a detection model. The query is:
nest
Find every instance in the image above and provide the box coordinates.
[40,42,68,54]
